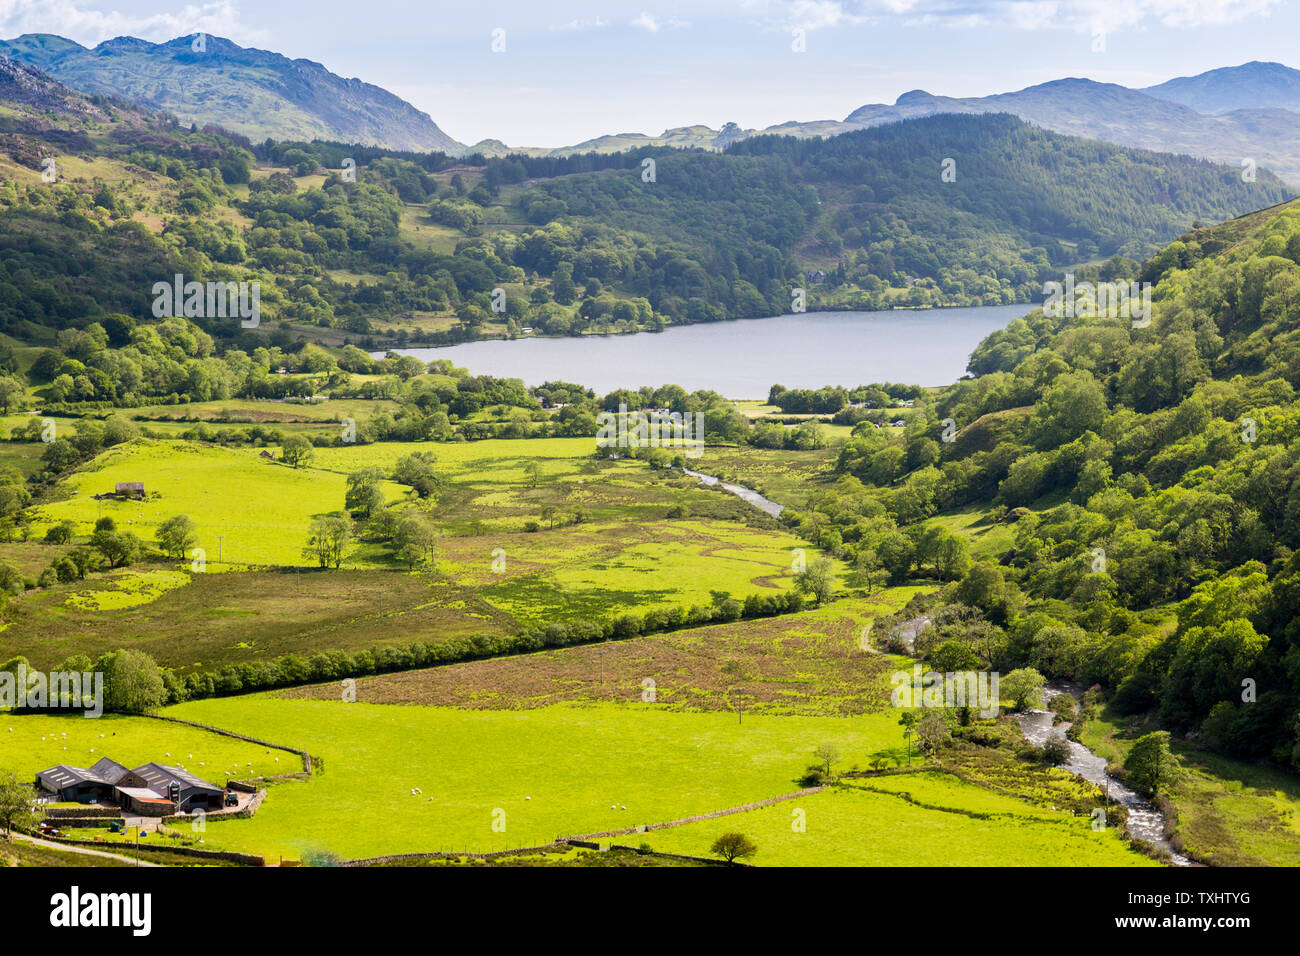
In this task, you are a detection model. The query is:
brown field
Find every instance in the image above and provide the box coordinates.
[2,567,512,673]
[280,591,921,715]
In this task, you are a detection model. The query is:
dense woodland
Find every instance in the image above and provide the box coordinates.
[777,203,1300,769]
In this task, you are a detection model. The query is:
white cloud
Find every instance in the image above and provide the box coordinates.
[0,0,269,47]
[630,11,689,31]
[763,0,1279,31]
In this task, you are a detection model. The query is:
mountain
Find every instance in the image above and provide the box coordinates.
[0,33,465,153]
[537,64,1300,186]
[1143,61,1300,115]
[0,52,117,121]
[841,78,1300,186]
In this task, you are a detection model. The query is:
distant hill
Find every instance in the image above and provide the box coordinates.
[0,33,466,153]
[1143,61,1300,115]
[542,65,1300,187]
[841,78,1300,186]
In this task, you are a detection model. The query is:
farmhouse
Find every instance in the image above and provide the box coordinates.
[35,757,225,815]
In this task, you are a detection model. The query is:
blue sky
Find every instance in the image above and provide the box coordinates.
[2,0,1296,146]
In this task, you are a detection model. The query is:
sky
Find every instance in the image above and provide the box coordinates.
[0,0,1296,146]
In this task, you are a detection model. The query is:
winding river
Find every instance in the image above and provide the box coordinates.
[684,435,1188,866]
[1018,682,1191,865]
[682,467,784,517]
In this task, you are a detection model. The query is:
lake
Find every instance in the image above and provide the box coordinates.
[387,303,1026,397]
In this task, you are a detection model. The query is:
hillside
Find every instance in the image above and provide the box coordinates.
[843,79,1300,187]
[0,90,1290,352]
[545,65,1300,187]
[803,195,1300,771]
[0,33,465,153]
[1144,61,1300,115]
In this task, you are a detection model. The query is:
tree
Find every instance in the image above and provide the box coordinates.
[155,514,198,558]
[814,743,840,777]
[525,461,543,488]
[345,468,386,517]
[0,375,25,414]
[917,710,953,752]
[899,710,918,765]
[281,434,315,468]
[1124,731,1182,798]
[0,772,40,840]
[795,556,836,604]
[391,510,436,569]
[41,438,79,474]
[67,546,100,579]
[710,832,757,865]
[44,520,75,545]
[1001,667,1045,711]
[90,529,141,568]
[1042,736,1071,766]
[99,649,167,714]
[393,452,440,498]
[540,505,558,529]
[304,515,352,569]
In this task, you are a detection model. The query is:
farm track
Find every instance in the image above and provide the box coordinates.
[2,830,161,866]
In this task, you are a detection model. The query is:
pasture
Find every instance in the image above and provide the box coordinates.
[30,439,405,569]
[163,696,903,860]
[638,774,1157,866]
[0,711,288,782]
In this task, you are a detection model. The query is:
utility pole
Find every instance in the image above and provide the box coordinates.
[216,534,224,565]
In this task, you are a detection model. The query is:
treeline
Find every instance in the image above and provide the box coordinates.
[8,589,805,710]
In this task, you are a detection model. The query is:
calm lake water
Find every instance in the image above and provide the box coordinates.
[388,304,1027,397]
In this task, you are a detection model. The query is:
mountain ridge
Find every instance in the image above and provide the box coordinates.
[0,32,465,154]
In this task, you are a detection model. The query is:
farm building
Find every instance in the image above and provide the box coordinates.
[115,482,145,498]
[115,763,225,813]
[34,758,225,815]
[89,756,129,785]
[35,765,119,803]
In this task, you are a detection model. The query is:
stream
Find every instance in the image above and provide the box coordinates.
[1018,682,1191,866]
[685,468,1189,864]
[682,468,785,518]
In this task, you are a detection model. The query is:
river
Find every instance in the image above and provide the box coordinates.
[1018,682,1192,866]
[385,304,1027,396]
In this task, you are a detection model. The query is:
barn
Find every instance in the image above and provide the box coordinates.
[115,482,145,498]
[34,757,226,815]
[114,763,224,813]
[35,764,119,803]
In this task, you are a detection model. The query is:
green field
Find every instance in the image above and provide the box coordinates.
[163,696,902,860]
[1,711,290,782]
[439,518,821,625]
[639,773,1156,866]
[30,438,405,569]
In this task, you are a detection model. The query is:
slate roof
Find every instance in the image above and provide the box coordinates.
[36,765,108,789]
[128,763,222,796]
[90,757,129,784]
